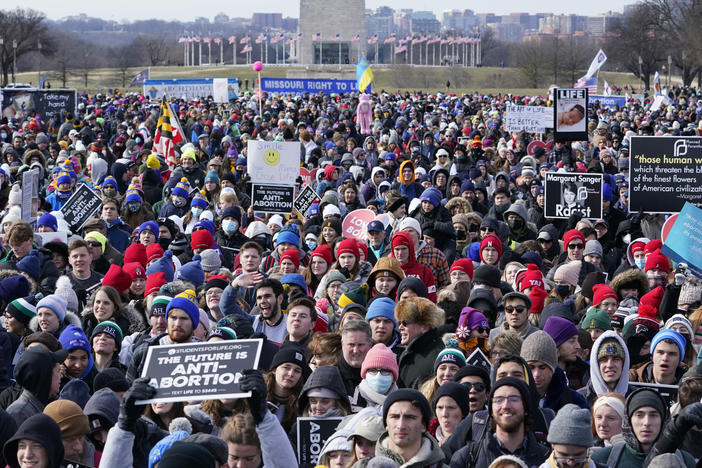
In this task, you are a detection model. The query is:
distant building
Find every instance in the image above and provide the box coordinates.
[214,12,229,24]
[282,17,299,32]
[442,9,478,33]
[299,0,366,64]
[252,13,283,29]
[488,22,524,42]
[367,6,394,39]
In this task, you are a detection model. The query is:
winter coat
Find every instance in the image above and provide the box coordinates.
[354,432,448,468]
[0,247,59,295]
[398,327,444,389]
[450,429,550,468]
[542,366,590,412]
[390,232,437,302]
[105,218,133,252]
[299,365,351,414]
[578,331,634,406]
[99,417,168,468]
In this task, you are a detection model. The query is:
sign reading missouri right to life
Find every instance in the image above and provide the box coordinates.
[247,141,301,186]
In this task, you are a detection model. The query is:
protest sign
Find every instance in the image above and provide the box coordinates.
[144,78,239,101]
[35,231,68,247]
[629,382,679,408]
[261,78,366,94]
[544,172,603,219]
[553,88,588,141]
[251,184,295,214]
[661,202,702,279]
[300,167,313,187]
[297,417,343,468]
[661,213,679,243]
[1,88,77,122]
[527,140,550,156]
[590,95,627,109]
[629,136,702,213]
[137,339,262,404]
[60,184,103,231]
[247,140,300,186]
[466,348,492,374]
[505,105,553,133]
[342,209,375,242]
[294,185,321,216]
[21,170,39,222]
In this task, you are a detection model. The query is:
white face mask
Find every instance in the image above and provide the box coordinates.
[622,233,631,245]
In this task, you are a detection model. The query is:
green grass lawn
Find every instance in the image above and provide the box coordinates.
[14,64,648,96]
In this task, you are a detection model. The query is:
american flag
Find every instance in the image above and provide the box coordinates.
[574,76,598,94]
[312,32,321,41]
[395,45,407,54]
[255,33,265,44]
[240,45,253,54]
[384,34,396,44]
[228,36,236,44]
[178,36,186,43]
[213,37,221,45]
[296,33,303,40]
[368,34,378,44]
[203,37,211,44]
[331,33,340,41]
[194,35,201,43]
[352,34,360,42]
[428,35,441,44]
[240,36,250,44]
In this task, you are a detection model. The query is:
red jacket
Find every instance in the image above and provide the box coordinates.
[391,231,437,302]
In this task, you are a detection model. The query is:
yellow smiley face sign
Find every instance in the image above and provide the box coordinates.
[263,149,280,166]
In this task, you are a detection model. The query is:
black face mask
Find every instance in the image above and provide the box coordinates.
[456,230,466,240]
[158,237,172,250]
[508,218,524,231]
[555,284,571,298]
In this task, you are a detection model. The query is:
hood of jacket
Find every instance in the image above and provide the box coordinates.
[590,330,630,396]
[376,431,446,468]
[626,237,651,266]
[398,160,416,185]
[323,164,339,182]
[299,365,350,413]
[610,268,649,300]
[504,202,528,224]
[14,347,59,405]
[367,256,405,287]
[369,166,385,189]
[390,231,417,268]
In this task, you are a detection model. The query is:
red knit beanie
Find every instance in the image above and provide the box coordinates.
[450,259,474,279]
[638,285,665,319]
[102,264,132,292]
[280,248,300,269]
[311,245,333,266]
[145,272,167,296]
[123,262,145,280]
[592,284,617,306]
[644,249,670,273]
[146,243,164,263]
[337,238,360,259]
[644,239,663,256]
[518,264,543,291]
[356,241,368,261]
[123,243,147,268]
[190,229,214,250]
[479,234,502,263]
[563,229,585,248]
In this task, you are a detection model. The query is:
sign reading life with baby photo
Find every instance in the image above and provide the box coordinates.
[544,172,603,219]
[247,140,301,186]
[553,88,588,142]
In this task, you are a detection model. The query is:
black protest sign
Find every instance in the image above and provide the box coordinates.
[297,417,343,468]
[251,184,295,214]
[553,88,588,142]
[1,88,77,122]
[136,339,262,404]
[630,382,679,408]
[544,172,603,219]
[629,136,702,213]
[294,185,321,216]
[466,348,492,374]
[60,184,103,231]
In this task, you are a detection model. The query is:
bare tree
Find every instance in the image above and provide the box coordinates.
[133,34,172,66]
[558,36,597,86]
[0,8,54,86]
[514,40,551,88]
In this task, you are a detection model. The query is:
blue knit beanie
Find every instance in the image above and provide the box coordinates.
[166,290,200,328]
[37,213,58,232]
[146,250,174,282]
[280,273,307,292]
[125,189,143,205]
[177,254,205,287]
[651,329,686,364]
[148,430,191,468]
[0,275,31,303]
[102,175,118,190]
[139,221,159,240]
[419,187,442,207]
[59,325,94,378]
[366,297,398,327]
[276,230,299,247]
[37,294,67,321]
[460,180,475,193]
[205,170,219,185]
[16,250,41,280]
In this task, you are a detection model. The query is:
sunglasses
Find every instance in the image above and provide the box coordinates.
[480,227,495,233]
[462,382,486,392]
[473,327,489,334]
[504,305,527,314]
[399,320,414,327]
[469,224,478,232]
[567,243,584,250]
[88,242,102,248]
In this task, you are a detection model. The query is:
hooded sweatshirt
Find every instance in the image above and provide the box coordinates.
[391,232,436,302]
[583,331,632,402]
[7,347,59,426]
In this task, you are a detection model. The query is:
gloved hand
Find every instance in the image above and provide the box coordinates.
[118,377,156,431]
[338,267,351,279]
[239,369,268,425]
[653,402,702,454]
[567,211,583,229]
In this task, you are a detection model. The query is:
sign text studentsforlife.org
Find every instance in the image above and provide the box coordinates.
[629,136,702,213]
[136,339,262,404]
[544,172,603,219]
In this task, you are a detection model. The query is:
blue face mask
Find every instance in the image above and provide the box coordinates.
[191,207,203,219]
[307,241,317,251]
[222,219,238,234]
[365,372,393,394]
[634,258,646,270]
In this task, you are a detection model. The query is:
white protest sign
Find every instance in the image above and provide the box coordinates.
[212,78,229,103]
[505,105,553,133]
[247,140,300,186]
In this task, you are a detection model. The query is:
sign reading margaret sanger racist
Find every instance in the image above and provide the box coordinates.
[137,339,262,404]
[544,172,603,219]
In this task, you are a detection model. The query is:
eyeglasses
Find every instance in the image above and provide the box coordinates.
[567,243,585,250]
[367,368,393,376]
[462,382,486,392]
[504,305,526,314]
[473,327,489,334]
[492,395,522,406]
[555,457,589,468]
[399,320,414,328]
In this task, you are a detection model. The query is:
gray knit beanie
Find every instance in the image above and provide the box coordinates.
[520,330,558,372]
[199,249,222,273]
[583,240,603,258]
[546,403,593,447]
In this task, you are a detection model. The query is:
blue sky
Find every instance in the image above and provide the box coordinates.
[8,0,633,22]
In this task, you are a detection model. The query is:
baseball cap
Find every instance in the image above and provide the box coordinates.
[367,220,385,233]
[537,231,552,241]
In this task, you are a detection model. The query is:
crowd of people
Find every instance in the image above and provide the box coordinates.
[0,85,698,468]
